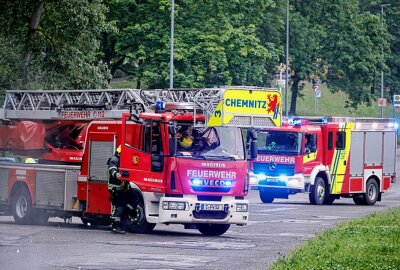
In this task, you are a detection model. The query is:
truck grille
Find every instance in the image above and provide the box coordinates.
[192,187,231,192]
[253,162,295,176]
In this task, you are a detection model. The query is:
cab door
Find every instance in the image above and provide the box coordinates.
[302,132,320,175]
[120,116,167,193]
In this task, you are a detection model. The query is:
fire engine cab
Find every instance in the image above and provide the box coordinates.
[0,87,281,236]
[250,117,397,205]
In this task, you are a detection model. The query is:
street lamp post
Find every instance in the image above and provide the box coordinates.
[170,0,175,89]
[380,3,390,118]
[285,0,289,117]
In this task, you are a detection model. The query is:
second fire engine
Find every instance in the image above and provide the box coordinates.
[250,117,397,205]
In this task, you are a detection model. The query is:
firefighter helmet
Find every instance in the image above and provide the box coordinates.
[179,137,193,148]
[25,157,36,163]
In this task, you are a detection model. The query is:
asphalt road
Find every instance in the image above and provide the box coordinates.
[1,166,399,270]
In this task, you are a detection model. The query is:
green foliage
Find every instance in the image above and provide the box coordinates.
[270,209,400,270]
[0,35,24,89]
[0,0,398,112]
[0,0,112,90]
[102,0,279,88]
[286,0,391,113]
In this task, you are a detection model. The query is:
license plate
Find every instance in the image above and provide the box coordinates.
[201,204,223,211]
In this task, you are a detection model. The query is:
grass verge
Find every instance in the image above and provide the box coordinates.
[269,208,400,270]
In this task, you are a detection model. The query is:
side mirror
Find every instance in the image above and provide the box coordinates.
[168,124,176,136]
[250,140,258,160]
[248,129,258,160]
[169,137,176,156]
[168,123,176,156]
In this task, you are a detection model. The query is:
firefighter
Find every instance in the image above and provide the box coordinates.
[177,126,194,149]
[304,134,316,154]
[108,145,128,234]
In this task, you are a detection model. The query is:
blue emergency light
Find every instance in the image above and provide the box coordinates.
[155,100,166,113]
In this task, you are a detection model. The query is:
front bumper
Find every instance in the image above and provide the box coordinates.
[250,173,305,190]
[158,195,249,225]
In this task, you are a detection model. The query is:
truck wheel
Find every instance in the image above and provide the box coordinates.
[259,188,274,203]
[196,223,230,236]
[309,177,327,205]
[362,178,379,205]
[12,188,34,225]
[125,201,156,234]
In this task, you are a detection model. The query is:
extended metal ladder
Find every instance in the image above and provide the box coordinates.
[0,88,220,120]
[0,89,151,120]
[0,87,281,128]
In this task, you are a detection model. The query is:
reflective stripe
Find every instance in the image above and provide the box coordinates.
[108,181,126,191]
[109,166,118,171]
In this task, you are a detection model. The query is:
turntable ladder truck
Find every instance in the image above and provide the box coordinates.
[0,87,281,235]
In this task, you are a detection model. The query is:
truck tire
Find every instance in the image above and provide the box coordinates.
[125,201,156,234]
[309,177,327,205]
[259,188,274,203]
[12,188,34,225]
[196,223,230,236]
[12,187,49,225]
[361,178,379,205]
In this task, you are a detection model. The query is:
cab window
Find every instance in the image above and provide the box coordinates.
[304,133,317,154]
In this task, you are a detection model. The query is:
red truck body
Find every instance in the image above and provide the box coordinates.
[0,87,280,235]
[250,117,397,205]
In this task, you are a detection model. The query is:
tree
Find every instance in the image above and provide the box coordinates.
[360,0,400,102]
[286,0,390,114]
[287,11,324,114]
[0,0,112,90]
[102,0,279,88]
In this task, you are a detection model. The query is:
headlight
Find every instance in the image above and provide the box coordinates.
[248,172,267,184]
[236,203,249,212]
[249,175,258,185]
[257,174,268,181]
[162,201,187,211]
[279,175,288,182]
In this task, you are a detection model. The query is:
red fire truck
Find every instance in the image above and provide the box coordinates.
[0,87,281,235]
[250,117,397,205]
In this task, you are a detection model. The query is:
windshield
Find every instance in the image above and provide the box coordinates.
[257,131,302,155]
[175,124,245,161]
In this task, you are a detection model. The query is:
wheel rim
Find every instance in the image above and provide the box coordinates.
[16,196,28,218]
[368,183,377,201]
[317,183,325,200]
[128,204,145,225]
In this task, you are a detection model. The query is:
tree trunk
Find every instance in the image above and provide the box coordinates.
[289,74,300,115]
[23,1,44,88]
